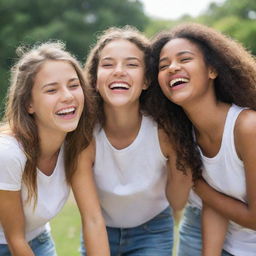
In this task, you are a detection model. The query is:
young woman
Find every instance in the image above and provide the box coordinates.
[149,23,256,256]
[74,25,191,256]
[0,42,109,256]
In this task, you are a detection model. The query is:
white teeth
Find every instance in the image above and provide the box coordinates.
[57,107,75,115]
[169,78,189,87]
[109,83,129,89]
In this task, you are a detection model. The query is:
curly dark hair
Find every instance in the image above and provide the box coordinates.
[147,23,256,180]
[84,25,151,125]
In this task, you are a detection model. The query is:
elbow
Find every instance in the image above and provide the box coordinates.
[245,211,256,230]
[239,212,256,230]
[166,195,186,212]
[170,203,186,212]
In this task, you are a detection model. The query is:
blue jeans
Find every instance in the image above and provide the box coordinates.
[81,207,174,256]
[0,230,57,256]
[178,205,233,256]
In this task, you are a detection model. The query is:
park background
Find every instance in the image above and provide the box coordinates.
[0,0,255,255]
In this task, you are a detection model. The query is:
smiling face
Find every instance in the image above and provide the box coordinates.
[158,38,217,107]
[96,39,147,108]
[28,60,84,136]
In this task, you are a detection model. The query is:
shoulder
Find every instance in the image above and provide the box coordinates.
[158,128,175,159]
[234,109,256,159]
[0,135,26,165]
[235,109,256,137]
[78,139,96,164]
[0,136,26,189]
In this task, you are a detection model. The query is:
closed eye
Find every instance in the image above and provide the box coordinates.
[101,63,113,67]
[69,83,80,89]
[127,63,139,67]
[159,64,168,70]
[181,57,192,62]
[45,89,56,94]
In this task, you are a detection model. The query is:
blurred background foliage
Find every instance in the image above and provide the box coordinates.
[0,0,255,115]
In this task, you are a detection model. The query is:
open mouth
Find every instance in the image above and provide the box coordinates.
[169,78,189,87]
[56,107,76,116]
[109,83,129,90]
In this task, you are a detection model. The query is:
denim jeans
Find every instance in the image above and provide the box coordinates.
[0,230,57,256]
[81,207,174,256]
[177,205,234,256]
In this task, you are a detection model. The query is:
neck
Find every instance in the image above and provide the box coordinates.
[184,99,231,140]
[103,103,142,149]
[37,128,66,175]
[38,128,66,159]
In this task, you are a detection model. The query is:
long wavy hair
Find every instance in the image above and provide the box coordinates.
[1,41,95,205]
[148,23,256,180]
[84,25,151,125]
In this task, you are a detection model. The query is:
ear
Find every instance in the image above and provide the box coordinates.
[27,102,34,114]
[142,83,148,90]
[142,78,149,90]
[209,67,218,80]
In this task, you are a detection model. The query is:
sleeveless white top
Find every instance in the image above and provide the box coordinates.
[189,104,256,256]
[93,115,169,228]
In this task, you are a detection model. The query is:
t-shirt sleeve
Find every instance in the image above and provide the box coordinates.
[0,137,25,191]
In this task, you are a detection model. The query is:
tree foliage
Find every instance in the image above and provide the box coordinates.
[197,0,256,55]
[0,0,149,113]
[146,0,256,57]
[1,0,256,114]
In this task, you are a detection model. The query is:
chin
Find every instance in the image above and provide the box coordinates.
[62,123,80,133]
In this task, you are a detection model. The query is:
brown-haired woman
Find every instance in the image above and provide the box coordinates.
[149,23,256,256]
[0,42,109,255]
[74,25,185,256]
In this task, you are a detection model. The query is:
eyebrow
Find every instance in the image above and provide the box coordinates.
[101,57,142,62]
[159,50,195,63]
[42,78,79,89]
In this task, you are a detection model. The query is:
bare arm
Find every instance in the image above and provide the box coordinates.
[0,190,34,256]
[201,203,228,256]
[194,110,256,230]
[71,140,110,256]
[159,129,193,212]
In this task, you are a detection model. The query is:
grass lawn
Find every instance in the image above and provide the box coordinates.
[51,197,180,256]
[51,198,81,256]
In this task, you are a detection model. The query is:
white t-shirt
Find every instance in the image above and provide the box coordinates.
[0,135,70,243]
[93,115,169,228]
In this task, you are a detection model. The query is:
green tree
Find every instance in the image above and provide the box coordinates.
[198,0,256,54]
[0,0,149,114]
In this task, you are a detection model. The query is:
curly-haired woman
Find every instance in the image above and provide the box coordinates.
[149,23,256,256]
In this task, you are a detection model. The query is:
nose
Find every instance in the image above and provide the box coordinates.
[113,63,126,77]
[61,87,74,102]
[167,61,181,73]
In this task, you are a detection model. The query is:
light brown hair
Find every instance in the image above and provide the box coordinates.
[2,41,95,204]
[84,25,151,124]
